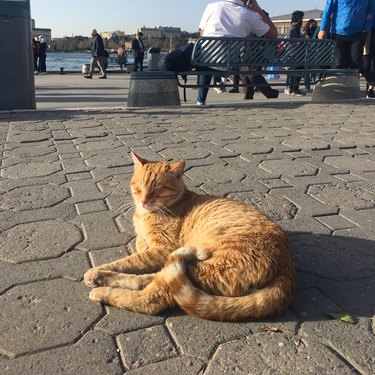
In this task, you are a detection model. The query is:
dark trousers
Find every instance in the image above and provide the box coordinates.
[331,32,365,69]
[39,55,46,73]
[240,68,276,99]
[134,52,144,72]
[361,28,375,86]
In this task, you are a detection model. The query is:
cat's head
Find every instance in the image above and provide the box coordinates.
[130,152,186,213]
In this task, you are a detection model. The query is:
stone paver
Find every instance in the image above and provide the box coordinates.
[0,94,374,374]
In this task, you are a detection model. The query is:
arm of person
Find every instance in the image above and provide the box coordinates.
[198,3,215,36]
[249,0,278,38]
[364,0,375,32]
[318,0,334,39]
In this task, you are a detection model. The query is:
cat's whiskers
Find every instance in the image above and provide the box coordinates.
[112,199,135,214]
[153,203,177,218]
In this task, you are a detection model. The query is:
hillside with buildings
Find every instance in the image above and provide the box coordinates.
[33,8,323,52]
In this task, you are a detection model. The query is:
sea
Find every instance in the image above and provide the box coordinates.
[45,51,148,71]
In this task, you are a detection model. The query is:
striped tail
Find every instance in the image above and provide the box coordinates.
[161,247,295,322]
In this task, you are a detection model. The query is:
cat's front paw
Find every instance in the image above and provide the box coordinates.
[84,268,102,287]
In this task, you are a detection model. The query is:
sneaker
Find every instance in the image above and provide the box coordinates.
[196,101,206,106]
[84,75,92,79]
[284,88,292,95]
[214,87,225,94]
[291,89,306,97]
[367,89,375,98]
[98,75,107,79]
[228,88,239,93]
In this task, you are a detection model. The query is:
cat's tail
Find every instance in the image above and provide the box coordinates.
[161,247,295,322]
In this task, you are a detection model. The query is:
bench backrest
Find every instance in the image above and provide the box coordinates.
[191,37,336,69]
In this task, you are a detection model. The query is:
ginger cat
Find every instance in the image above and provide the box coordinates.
[84,152,295,321]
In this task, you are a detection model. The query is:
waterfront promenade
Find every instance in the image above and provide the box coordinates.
[0,73,374,374]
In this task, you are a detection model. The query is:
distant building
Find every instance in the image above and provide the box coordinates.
[100,31,126,39]
[271,9,323,37]
[31,19,52,44]
[136,26,182,39]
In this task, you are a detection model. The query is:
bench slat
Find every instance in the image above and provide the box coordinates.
[191,37,336,69]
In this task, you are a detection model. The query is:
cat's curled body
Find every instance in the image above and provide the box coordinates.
[84,153,295,321]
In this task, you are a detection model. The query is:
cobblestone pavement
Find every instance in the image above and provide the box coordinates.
[0,101,374,374]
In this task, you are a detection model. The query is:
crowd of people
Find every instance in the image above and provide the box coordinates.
[196,0,375,104]
[81,0,375,102]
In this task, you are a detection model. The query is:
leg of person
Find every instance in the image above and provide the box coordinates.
[240,67,254,99]
[229,74,240,93]
[367,28,375,98]
[97,57,107,78]
[249,74,279,98]
[331,33,352,68]
[139,53,144,71]
[197,74,212,105]
[41,57,46,73]
[84,57,96,78]
[285,74,292,94]
[134,56,139,72]
[350,32,366,69]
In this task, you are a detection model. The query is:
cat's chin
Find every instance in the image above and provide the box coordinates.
[137,205,157,213]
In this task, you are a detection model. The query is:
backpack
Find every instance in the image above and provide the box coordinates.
[159,43,195,102]
[159,43,194,72]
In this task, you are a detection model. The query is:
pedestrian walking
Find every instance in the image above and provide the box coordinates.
[84,29,107,79]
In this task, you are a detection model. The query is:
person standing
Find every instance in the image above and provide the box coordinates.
[38,36,47,74]
[303,19,318,39]
[318,0,374,69]
[117,44,128,70]
[197,0,278,105]
[84,29,107,79]
[284,11,306,96]
[32,37,40,74]
[131,32,145,72]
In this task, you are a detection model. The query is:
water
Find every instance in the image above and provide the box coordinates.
[45,51,145,71]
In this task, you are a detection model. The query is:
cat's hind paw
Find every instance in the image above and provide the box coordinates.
[89,287,106,302]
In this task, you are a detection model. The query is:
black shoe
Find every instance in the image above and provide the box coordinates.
[84,75,92,79]
[98,75,107,79]
[291,89,306,97]
[367,89,374,98]
[265,89,279,99]
[228,88,239,93]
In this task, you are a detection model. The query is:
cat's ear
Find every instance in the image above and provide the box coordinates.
[131,152,148,171]
[170,160,185,179]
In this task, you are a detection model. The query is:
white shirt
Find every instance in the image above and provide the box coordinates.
[199,0,270,38]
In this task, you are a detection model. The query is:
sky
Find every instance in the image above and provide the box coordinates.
[30,0,328,38]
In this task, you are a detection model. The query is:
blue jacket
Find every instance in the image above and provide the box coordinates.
[320,0,375,36]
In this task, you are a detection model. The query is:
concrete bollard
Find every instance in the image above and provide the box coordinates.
[312,72,361,101]
[127,72,181,107]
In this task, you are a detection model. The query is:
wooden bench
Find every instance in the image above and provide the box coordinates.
[127,37,360,107]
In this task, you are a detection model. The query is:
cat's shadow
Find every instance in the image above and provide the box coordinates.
[286,232,375,322]
[161,233,375,324]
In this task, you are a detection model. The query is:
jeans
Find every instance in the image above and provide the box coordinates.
[197,74,212,103]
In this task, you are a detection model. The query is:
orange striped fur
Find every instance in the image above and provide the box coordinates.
[84,152,295,321]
